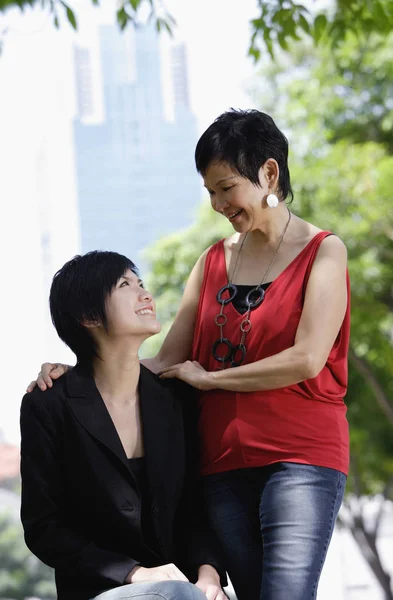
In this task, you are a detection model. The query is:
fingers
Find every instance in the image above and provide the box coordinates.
[26,380,37,393]
[196,578,227,600]
[38,362,68,391]
[159,369,178,380]
[205,587,226,600]
[42,362,57,388]
[159,363,183,375]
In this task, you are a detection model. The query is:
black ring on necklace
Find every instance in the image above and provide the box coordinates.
[212,338,233,363]
[245,285,265,309]
[231,344,246,367]
[217,283,238,305]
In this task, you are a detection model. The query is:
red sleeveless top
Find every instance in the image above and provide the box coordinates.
[192,232,350,476]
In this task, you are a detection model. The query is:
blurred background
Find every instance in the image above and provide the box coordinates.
[1,0,393,598]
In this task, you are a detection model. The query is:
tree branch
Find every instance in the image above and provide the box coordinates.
[349,346,393,426]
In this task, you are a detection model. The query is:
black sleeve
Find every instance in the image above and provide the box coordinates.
[173,382,228,587]
[20,393,138,588]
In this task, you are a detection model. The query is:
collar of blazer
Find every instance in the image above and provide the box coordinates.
[64,364,177,487]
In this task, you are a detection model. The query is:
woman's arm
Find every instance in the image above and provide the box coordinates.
[160,236,348,392]
[146,248,209,373]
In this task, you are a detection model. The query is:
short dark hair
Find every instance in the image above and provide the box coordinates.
[49,250,139,365]
[195,108,293,202]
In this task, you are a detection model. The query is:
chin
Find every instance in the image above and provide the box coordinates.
[147,320,162,335]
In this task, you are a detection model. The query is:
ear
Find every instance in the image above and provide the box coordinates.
[80,319,101,330]
[260,159,279,190]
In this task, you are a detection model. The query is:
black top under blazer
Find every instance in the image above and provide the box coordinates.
[20,364,226,600]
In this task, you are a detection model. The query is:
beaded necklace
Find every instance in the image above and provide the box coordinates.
[212,208,292,368]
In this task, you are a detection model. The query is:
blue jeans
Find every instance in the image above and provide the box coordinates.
[92,581,207,600]
[202,462,346,600]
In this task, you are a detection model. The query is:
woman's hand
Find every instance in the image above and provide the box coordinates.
[125,563,189,584]
[26,363,71,393]
[196,565,227,600]
[159,361,214,391]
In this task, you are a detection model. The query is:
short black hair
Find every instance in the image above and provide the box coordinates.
[195,108,293,202]
[49,250,139,365]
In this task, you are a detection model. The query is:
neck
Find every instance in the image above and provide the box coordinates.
[92,342,141,404]
[248,203,291,248]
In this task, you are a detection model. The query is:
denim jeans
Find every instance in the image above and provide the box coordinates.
[202,462,346,600]
[92,581,207,600]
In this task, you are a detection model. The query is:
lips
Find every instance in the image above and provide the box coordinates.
[226,209,243,221]
[135,305,155,316]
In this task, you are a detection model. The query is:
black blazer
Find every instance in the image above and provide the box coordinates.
[20,364,226,600]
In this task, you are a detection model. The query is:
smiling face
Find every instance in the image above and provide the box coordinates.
[203,160,279,233]
[103,269,161,340]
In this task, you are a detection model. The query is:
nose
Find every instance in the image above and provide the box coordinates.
[140,287,153,303]
[213,194,230,213]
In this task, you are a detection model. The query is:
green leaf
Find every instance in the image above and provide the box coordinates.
[53,13,59,28]
[373,1,389,29]
[116,6,129,30]
[162,19,174,36]
[60,1,77,29]
[313,13,328,43]
[248,45,261,62]
[277,31,289,50]
[298,13,310,34]
[66,5,77,29]
[128,0,139,11]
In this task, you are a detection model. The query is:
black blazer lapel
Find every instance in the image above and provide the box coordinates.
[138,365,176,495]
[65,366,130,472]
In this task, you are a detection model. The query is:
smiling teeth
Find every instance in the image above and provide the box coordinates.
[228,210,242,219]
[137,309,153,315]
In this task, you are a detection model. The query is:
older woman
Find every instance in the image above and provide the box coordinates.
[28,109,350,600]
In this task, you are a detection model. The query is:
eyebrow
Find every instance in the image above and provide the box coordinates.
[204,176,237,188]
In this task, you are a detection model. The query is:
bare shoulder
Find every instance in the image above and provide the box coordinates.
[318,234,347,261]
[295,216,346,258]
[193,244,215,276]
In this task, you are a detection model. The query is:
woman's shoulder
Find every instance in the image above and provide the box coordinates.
[292,218,347,272]
[293,216,345,247]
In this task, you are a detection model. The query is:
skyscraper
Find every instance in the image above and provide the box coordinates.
[73,26,200,270]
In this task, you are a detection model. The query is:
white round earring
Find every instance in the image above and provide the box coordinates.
[266,193,279,208]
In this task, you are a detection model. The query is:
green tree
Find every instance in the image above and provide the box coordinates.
[0,512,56,599]
[2,0,393,58]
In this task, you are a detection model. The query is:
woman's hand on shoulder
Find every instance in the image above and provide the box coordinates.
[26,363,71,393]
[159,360,214,391]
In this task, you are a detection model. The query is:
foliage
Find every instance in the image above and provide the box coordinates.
[248,0,393,59]
[0,0,175,35]
[2,0,393,59]
[0,511,56,599]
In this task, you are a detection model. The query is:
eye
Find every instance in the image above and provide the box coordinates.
[223,186,234,192]
[207,189,215,197]
[120,280,129,287]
